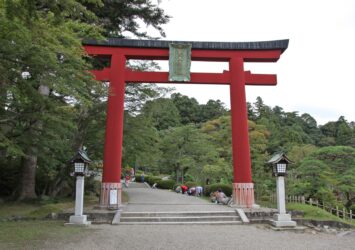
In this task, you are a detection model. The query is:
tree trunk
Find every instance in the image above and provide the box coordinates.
[18,84,49,200]
[181,168,184,184]
[18,154,37,200]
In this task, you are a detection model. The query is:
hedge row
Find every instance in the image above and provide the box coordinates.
[146,176,162,186]
[156,180,175,190]
[204,183,233,197]
[134,175,163,186]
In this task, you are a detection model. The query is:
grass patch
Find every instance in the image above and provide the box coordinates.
[0,195,99,219]
[28,201,74,218]
[0,220,89,249]
[287,203,355,226]
[0,203,39,218]
[256,201,354,226]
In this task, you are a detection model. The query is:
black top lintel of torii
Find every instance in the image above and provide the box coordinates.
[83,38,289,53]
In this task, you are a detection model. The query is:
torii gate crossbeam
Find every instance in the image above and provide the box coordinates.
[83,38,289,208]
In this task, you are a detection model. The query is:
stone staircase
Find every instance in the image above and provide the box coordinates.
[117,211,242,225]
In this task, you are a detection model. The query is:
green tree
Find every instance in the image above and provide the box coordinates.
[199,99,227,122]
[248,120,273,198]
[291,158,336,203]
[86,0,170,38]
[300,113,321,144]
[159,125,219,183]
[0,1,102,199]
[122,112,161,173]
[141,98,181,130]
[0,0,171,199]
[171,93,201,125]
[201,116,232,161]
[253,96,272,120]
[291,146,355,209]
[335,117,354,146]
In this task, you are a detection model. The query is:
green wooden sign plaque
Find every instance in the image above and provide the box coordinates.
[169,43,192,81]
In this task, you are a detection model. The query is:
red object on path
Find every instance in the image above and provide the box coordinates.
[83,39,289,208]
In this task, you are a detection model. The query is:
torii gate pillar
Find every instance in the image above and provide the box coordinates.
[83,38,289,209]
[230,57,254,207]
[98,53,126,208]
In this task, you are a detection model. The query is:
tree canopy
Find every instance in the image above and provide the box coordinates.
[0,0,170,200]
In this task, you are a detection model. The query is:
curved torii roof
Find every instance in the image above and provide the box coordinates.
[83,38,289,53]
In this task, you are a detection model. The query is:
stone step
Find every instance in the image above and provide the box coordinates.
[121,211,238,218]
[117,221,243,225]
[117,211,242,224]
[120,215,240,222]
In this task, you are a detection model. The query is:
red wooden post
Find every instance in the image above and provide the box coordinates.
[229,56,255,208]
[100,53,126,208]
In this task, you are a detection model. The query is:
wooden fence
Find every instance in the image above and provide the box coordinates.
[270,194,353,222]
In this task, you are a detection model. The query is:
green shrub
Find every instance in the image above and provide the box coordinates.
[143,175,151,183]
[146,176,162,186]
[184,181,198,188]
[259,195,271,202]
[156,180,175,190]
[204,183,233,197]
[135,174,146,183]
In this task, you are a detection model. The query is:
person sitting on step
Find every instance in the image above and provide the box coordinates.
[188,187,196,196]
[195,186,203,196]
[216,189,231,205]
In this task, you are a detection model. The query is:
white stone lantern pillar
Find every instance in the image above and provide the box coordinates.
[267,153,297,228]
[67,150,92,226]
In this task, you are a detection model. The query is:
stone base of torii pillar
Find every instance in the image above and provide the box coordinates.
[230,183,260,208]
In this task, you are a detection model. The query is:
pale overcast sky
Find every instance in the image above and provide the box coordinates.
[146,0,355,125]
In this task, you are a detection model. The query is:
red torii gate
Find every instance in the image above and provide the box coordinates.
[83,38,289,208]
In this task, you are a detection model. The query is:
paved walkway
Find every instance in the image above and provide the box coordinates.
[122,182,234,212]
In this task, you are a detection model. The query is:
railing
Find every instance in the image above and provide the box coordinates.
[270,194,354,222]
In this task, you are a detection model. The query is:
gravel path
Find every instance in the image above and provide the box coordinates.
[121,182,234,212]
[42,224,355,250]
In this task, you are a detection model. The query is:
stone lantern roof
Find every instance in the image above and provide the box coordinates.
[267,152,293,164]
[70,150,92,164]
